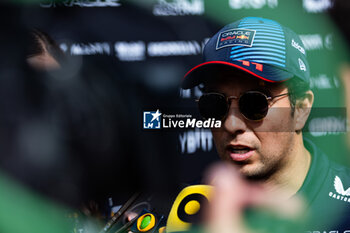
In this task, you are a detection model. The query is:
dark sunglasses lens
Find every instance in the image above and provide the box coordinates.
[239,92,268,120]
[198,94,227,119]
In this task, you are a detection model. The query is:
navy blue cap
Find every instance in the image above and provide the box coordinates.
[182,17,310,89]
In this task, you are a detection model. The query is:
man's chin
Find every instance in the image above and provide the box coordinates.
[221,157,271,180]
[236,164,272,181]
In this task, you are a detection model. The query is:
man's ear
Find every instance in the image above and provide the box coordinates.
[294,90,314,132]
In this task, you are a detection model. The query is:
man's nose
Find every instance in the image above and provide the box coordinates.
[222,103,248,135]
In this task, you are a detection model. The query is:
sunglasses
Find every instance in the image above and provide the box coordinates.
[197,91,289,121]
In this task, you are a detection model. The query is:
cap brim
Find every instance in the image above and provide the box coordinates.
[182,61,294,89]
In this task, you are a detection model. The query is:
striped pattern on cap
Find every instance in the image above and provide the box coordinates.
[230,17,286,68]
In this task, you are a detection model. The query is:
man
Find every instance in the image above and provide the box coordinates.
[181,17,350,232]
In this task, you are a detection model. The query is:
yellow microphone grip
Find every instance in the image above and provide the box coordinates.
[166,185,213,233]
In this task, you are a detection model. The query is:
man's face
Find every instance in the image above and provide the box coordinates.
[206,71,298,180]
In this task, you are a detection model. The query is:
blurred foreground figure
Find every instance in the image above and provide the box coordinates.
[0,11,180,231]
[205,163,304,233]
[0,10,73,233]
[180,17,350,232]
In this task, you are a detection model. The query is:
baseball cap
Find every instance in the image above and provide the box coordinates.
[182,17,310,89]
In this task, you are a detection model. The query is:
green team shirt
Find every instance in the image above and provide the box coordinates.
[242,138,350,233]
[173,138,350,233]
[299,138,350,232]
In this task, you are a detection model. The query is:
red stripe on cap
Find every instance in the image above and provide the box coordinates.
[183,61,278,83]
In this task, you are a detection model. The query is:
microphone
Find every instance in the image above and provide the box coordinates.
[129,209,166,233]
[166,185,213,233]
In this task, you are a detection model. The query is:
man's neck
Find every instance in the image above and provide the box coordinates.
[263,134,311,200]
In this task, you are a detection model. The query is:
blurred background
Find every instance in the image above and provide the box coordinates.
[1,0,350,232]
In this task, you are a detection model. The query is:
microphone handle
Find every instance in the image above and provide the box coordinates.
[99,192,140,233]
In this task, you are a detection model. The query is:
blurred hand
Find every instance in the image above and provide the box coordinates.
[203,163,304,233]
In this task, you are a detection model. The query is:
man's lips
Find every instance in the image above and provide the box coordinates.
[226,145,255,162]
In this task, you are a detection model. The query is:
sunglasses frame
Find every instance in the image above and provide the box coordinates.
[196,91,289,121]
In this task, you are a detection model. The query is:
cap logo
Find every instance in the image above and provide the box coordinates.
[216,28,256,50]
[298,58,307,71]
[292,39,305,55]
